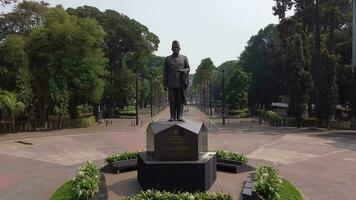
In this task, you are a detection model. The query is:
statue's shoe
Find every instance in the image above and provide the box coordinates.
[177,118,184,122]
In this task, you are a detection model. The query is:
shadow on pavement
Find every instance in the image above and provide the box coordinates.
[311,131,356,150]
[107,177,141,197]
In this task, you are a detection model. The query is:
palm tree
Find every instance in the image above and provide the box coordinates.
[0,90,25,133]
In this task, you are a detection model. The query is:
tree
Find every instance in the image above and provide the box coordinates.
[67,6,160,111]
[0,0,17,6]
[239,24,283,109]
[286,33,313,123]
[27,6,108,119]
[225,65,251,110]
[273,0,350,122]
[0,90,25,133]
[212,60,239,103]
[0,34,33,116]
[193,58,217,111]
[0,1,49,40]
[315,50,338,122]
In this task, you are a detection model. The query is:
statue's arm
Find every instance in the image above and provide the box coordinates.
[183,56,190,73]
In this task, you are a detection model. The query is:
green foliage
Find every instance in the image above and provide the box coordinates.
[226,65,251,110]
[271,0,351,121]
[0,90,25,118]
[76,105,93,115]
[228,108,250,118]
[0,0,17,6]
[72,161,100,200]
[123,190,233,200]
[216,150,248,164]
[114,106,136,117]
[0,1,49,39]
[0,2,162,125]
[0,34,33,113]
[276,179,303,200]
[254,166,282,200]
[67,6,160,112]
[26,6,108,119]
[106,152,138,164]
[51,180,75,200]
[240,24,283,109]
[69,115,96,128]
[193,58,217,109]
[266,111,282,125]
[315,50,338,120]
[283,29,312,122]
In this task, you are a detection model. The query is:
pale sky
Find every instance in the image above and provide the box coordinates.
[1,0,280,72]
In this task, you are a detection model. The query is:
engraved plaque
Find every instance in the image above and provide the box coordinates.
[146,122,208,161]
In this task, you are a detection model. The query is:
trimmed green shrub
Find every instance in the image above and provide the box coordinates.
[106,152,138,164]
[76,105,93,115]
[123,190,233,200]
[69,115,96,128]
[239,112,250,118]
[114,106,136,116]
[266,111,282,126]
[51,180,75,200]
[72,161,100,200]
[302,118,318,127]
[228,108,250,118]
[216,150,248,164]
[254,165,282,200]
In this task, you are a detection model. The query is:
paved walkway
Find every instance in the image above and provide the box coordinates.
[0,106,355,199]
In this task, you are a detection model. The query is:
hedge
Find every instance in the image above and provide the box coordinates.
[106,152,138,164]
[114,106,136,117]
[68,115,96,128]
[265,111,282,126]
[216,150,248,163]
[123,190,233,200]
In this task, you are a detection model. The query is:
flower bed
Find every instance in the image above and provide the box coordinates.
[105,152,138,173]
[123,190,233,200]
[51,161,108,200]
[216,150,248,163]
[242,166,303,200]
[215,150,253,173]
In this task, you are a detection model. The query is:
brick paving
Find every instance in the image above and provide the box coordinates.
[0,106,355,199]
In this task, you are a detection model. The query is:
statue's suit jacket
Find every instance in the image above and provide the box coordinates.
[163,54,190,89]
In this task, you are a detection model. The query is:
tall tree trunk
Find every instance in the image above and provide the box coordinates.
[12,117,15,133]
[327,0,336,53]
[314,0,322,119]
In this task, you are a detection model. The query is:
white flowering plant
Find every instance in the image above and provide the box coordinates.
[72,161,100,200]
[254,165,282,200]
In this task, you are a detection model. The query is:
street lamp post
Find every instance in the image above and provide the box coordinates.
[209,83,212,116]
[222,69,226,125]
[352,0,356,129]
[135,73,141,126]
[150,81,153,117]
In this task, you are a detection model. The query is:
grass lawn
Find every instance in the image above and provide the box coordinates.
[51,180,75,200]
[276,179,303,200]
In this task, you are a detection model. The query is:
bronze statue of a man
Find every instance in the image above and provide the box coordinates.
[163,40,190,121]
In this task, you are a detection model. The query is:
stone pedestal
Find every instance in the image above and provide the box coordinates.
[137,152,216,192]
[138,121,216,192]
[146,121,208,161]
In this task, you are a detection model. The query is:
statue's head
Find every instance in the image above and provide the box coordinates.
[171,40,180,55]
